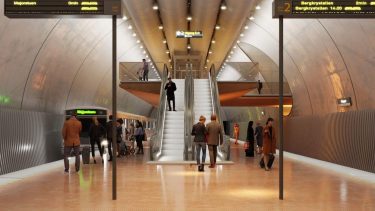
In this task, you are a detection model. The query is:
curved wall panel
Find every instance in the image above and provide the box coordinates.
[0,108,63,175]
[284,110,375,173]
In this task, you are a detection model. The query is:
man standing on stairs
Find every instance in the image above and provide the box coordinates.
[165,77,177,111]
[192,115,207,172]
[206,114,223,168]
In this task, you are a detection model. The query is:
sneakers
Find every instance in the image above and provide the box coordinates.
[198,164,204,172]
[64,169,69,173]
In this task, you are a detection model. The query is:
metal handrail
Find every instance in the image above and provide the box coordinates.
[184,66,194,160]
[209,65,231,161]
[150,64,169,160]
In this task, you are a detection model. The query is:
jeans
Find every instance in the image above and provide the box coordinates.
[143,71,148,81]
[195,142,207,165]
[90,138,103,158]
[208,145,218,165]
[64,146,80,171]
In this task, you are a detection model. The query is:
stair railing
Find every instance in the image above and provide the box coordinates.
[150,64,169,161]
[208,65,231,161]
[184,64,194,160]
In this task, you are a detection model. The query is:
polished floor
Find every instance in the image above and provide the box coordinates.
[1,144,375,211]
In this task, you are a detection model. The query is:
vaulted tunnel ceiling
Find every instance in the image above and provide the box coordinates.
[123,0,260,73]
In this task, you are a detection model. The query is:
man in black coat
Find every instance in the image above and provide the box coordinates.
[165,77,177,111]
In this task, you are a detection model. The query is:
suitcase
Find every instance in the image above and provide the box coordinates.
[259,154,275,169]
[82,146,91,164]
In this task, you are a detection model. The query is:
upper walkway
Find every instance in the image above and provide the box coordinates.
[0,142,374,210]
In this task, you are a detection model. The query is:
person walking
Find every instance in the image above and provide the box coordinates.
[262,118,276,171]
[142,59,149,81]
[233,123,240,145]
[88,117,105,164]
[206,114,223,168]
[134,121,144,154]
[116,119,124,157]
[105,115,114,161]
[254,122,263,154]
[192,115,207,172]
[62,112,82,173]
[165,77,177,111]
[245,121,255,157]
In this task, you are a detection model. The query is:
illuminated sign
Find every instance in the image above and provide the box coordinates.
[0,95,11,105]
[273,0,375,18]
[176,31,203,38]
[337,97,352,107]
[65,109,107,116]
[4,0,121,18]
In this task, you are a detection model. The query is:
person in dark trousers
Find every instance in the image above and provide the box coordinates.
[192,115,207,172]
[88,117,105,164]
[134,120,144,154]
[142,59,149,81]
[206,114,223,168]
[257,80,263,94]
[105,115,114,161]
[262,118,276,171]
[165,77,177,111]
[254,122,263,154]
[116,119,124,157]
[246,121,255,157]
[62,112,82,173]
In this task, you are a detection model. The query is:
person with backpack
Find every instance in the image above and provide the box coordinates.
[192,115,207,172]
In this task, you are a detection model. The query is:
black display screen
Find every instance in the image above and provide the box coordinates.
[4,0,121,18]
[274,0,375,18]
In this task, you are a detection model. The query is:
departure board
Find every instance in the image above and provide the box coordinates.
[4,0,121,18]
[273,0,375,18]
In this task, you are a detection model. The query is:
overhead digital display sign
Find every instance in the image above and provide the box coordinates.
[66,109,107,116]
[4,0,121,18]
[176,31,203,38]
[273,0,375,18]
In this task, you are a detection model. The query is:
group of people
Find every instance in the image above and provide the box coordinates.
[137,59,149,81]
[244,117,276,171]
[62,112,146,173]
[191,114,224,172]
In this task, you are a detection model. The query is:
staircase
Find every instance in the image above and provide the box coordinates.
[159,79,185,161]
[194,79,213,124]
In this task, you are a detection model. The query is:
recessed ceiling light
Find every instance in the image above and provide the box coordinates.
[240,33,244,37]
[244,25,249,30]
[158,25,163,30]
[146,55,149,58]
[256,5,261,10]
[211,40,216,44]
[228,55,231,58]
[132,33,137,37]
[143,51,146,54]
[237,40,240,44]
[215,25,221,30]
[249,16,255,20]
[187,15,192,21]
[152,2,159,10]
[169,59,172,62]
[187,44,191,49]
[230,51,234,54]
[207,59,210,62]
[136,40,140,43]
[233,46,237,49]
[128,25,133,30]
[209,51,213,54]
[220,1,227,10]
[140,45,143,49]
[166,50,170,54]
[122,16,128,20]
[163,40,167,44]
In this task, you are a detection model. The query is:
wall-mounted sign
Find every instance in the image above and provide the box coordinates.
[337,97,352,107]
[66,109,107,116]
[4,0,121,18]
[176,31,203,38]
[273,0,375,18]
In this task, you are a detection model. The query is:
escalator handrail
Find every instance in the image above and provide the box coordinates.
[150,64,168,160]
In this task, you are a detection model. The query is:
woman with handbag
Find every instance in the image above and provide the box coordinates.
[134,121,144,154]
[261,118,276,171]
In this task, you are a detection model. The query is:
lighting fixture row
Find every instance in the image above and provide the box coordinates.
[124,15,160,78]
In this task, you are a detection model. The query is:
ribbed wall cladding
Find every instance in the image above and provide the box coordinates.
[0,108,64,175]
[285,110,375,173]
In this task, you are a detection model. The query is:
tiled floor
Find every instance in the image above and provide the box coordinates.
[1,144,375,210]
